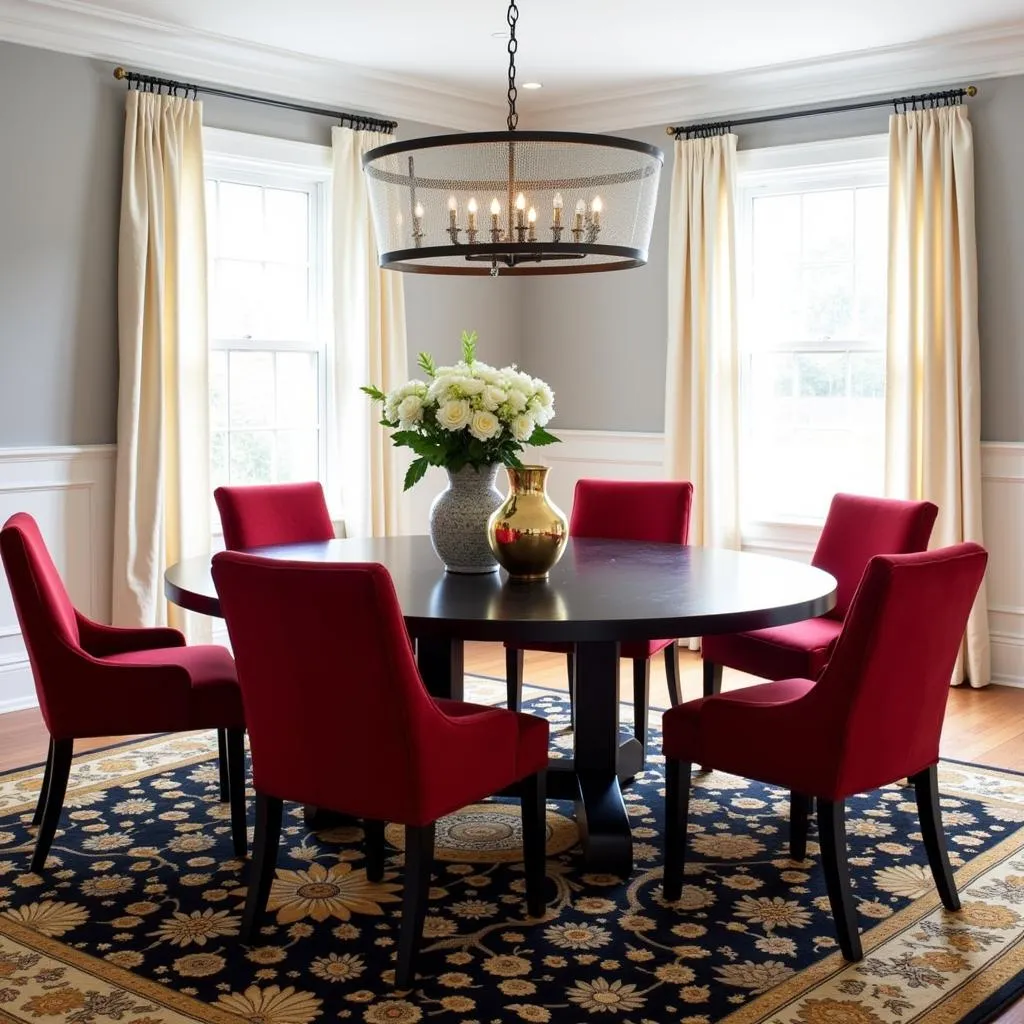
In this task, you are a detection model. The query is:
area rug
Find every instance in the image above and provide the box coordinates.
[0,681,1022,1023]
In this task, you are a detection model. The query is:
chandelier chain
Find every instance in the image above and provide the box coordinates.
[506,0,519,131]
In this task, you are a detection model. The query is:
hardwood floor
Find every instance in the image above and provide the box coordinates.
[3,644,1023,1020]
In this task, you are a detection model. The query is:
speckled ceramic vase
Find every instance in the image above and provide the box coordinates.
[429,464,504,573]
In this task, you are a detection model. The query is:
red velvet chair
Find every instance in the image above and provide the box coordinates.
[505,478,694,751]
[214,481,335,552]
[0,513,247,872]
[212,552,550,988]
[663,542,988,961]
[212,481,335,798]
[701,493,938,696]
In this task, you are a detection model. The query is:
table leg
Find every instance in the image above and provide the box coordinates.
[573,639,633,876]
[416,636,465,702]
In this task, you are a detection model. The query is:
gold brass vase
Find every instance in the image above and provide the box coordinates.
[487,465,568,581]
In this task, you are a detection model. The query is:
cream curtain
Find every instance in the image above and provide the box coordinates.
[664,134,742,553]
[886,105,989,687]
[112,91,210,641]
[331,127,409,538]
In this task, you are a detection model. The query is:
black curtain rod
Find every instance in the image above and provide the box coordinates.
[113,66,397,134]
[667,85,977,140]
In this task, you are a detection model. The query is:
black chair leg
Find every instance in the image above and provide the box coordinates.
[31,738,72,873]
[663,758,691,902]
[520,771,547,918]
[216,728,229,802]
[365,819,386,883]
[506,647,524,712]
[32,738,55,827]
[396,823,435,989]
[225,728,248,858]
[912,764,960,911]
[632,657,650,755]
[241,793,283,943]
[566,650,577,731]
[818,798,862,961]
[664,641,682,707]
[790,793,812,861]
[702,660,722,698]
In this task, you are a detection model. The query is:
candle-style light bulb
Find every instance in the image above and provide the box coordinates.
[448,196,457,212]
[467,197,478,233]
[414,202,424,219]
[515,192,526,231]
[490,197,501,216]
[490,197,501,241]
[591,195,603,223]
[447,195,457,234]
[527,206,537,241]
[516,193,526,211]
[553,192,563,227]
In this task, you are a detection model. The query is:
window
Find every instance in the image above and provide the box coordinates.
[203,130,331,508]
[737,136,888,531]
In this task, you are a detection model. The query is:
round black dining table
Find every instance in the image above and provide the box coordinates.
[165,535,836,876]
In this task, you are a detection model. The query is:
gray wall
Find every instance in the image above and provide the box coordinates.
[1,35,1021,443]
[0,44,122,446]
[0,42,520,446]
[520,76,1024,440]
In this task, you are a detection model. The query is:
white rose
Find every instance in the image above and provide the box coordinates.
[513,413,536,442]
[505,389,528,413]
[436,398,472,431]
[528,398,552,427]
[397,394,424,425]
[533,381,554,410]
[469,410,501,441]
[481,385,507,412]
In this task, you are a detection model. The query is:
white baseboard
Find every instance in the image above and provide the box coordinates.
[0,445,116,712]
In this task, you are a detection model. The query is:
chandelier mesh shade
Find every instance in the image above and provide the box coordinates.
[362,131,663,276]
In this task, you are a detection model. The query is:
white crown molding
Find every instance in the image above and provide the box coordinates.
[1,0,1023,135]
[529,21,1024,132]
[0,0,503,131]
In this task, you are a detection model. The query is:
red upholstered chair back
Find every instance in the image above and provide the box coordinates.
[811,543,986,796]
[569,479,694,544]
[214,482,334,551]
[212,552,451,819]
[0,513,83,730]
[812,493,938,620]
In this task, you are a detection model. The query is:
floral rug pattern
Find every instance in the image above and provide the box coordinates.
[0,682,1020,1023]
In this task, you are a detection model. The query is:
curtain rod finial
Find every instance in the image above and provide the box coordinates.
[966,85,978,97]
[113,66,127,80]
[665,126,675,136]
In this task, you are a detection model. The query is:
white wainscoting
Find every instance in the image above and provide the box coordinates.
[0,446,116,713]
[408,431,1024,686]
[0,437,1021,713]
[981,443,1024,686]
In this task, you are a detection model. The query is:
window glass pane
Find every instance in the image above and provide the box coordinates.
[212,260,263,340]
[211,430,229,490]
[855,186,887,258]
[218,182,264,260]
[795,352,848,398]
[753,193,801,266]
[262,265,309,340]
[210,351,228,430]
[802,189,854,263]
[851,351,885,399]
[229,431,274,485]
[276,430,319,482]
[276,352,319,428]
[801,264,854,340]
[855,258,887,339]
[264,189,309,264]
[229,352,275,428]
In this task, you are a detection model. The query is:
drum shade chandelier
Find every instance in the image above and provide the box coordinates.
[361,1,664,276]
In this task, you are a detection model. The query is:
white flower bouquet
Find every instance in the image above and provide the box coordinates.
[363,331,560,490]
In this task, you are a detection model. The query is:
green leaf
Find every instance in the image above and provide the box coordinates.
[417,351,437,377]
[404,457,430,490]
[527,425,561,446]
[361,385,387,401]
[461,330,478,364]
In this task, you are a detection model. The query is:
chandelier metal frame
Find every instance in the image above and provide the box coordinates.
[361,1,664,277]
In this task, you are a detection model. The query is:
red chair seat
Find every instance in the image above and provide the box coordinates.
[702,618,842,682]
[662,677,816,783]
[104,646,243,731]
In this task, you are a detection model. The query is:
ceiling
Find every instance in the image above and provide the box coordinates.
[2,0,1024,129]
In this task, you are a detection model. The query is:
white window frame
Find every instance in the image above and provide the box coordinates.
[202,128,335,536]
[736,134,888,559]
